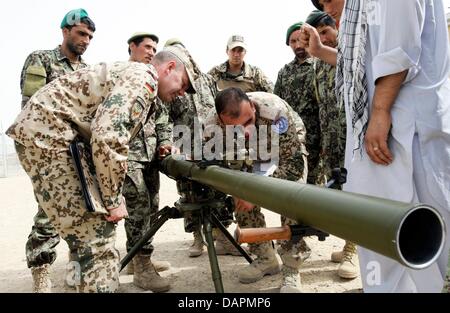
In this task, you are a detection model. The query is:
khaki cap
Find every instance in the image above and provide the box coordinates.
[127,32,159,44]
[227,35,247,51]
[163,45,197,94]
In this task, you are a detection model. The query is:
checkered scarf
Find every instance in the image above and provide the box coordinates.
[336,0,368,154]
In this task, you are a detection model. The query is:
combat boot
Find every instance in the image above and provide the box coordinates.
[337,241,359,279]
[215,230,249,256]
[31,264,51,293]
[126,257,170,274]
[189,229,205,257]
[298,239,312,261]
[133,253,170,292]
[331,240,354,263]
[280,265,302,293]
[238,243,280,283]
[65,251,76,289]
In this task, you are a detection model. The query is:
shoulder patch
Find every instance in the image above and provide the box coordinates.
[25,65,47,77]
[143,66,158,100]
[23,65,47,97]
[272,115,289,134]
[131,97,145,121]
[144,82,155,97]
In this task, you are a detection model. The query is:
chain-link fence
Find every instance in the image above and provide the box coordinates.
[0,129,23,178]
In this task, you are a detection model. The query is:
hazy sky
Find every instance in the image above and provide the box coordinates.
[1,0,450,134]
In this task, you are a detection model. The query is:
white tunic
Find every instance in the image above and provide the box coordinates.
[342,0,450,292]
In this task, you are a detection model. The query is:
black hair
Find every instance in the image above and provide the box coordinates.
[128,35,159,55]
[312,14,336,29]
[215,87,250,118]
[65,16,96,32]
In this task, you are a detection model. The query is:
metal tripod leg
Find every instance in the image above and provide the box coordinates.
[210,213,253,264]
[202,212,224,293]
[120,206,177,272]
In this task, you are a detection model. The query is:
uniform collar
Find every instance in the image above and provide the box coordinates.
[55,45,86,65]
[220,61,253,79]
[293,56,313,66]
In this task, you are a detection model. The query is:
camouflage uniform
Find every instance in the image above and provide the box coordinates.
[274,57,321,185]
[169,73,217,154]
[20,46,88,269]
[205,92,309,269]
[208,61,274,93]
[312,59,346,183]
[168,73,220,233]
[208,61,275,255]
[7,61,159,292]
[123,98,171,255]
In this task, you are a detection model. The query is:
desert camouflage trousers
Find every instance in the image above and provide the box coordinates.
[235,206,310,269]
[25,204,60,268]
[122,161,160,255]
[15,142,120,293]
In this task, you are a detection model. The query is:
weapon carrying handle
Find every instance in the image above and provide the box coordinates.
[235,225,292,244]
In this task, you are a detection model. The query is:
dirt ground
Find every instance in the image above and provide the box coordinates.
[0,173,362,293]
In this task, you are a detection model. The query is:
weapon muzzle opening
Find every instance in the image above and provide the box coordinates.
[397,206,445,269]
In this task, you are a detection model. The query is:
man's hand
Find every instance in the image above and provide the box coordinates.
[364,70,407,166]
[233,197,256,212]
[158,144,174,159]
[106,197,128,223]
[300,23,323,57]
[300,23,337,66]
[364,108,393,165]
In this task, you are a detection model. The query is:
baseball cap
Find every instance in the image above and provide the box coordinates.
[163,45,197,94]
[227,35,247,50]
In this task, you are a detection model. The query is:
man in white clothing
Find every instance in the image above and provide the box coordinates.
[303,0,450,292]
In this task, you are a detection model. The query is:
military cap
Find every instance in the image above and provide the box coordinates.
[164,39,203,75]
[163,45,197,94]
[227,35,247,51]
[286,22,304,45]
[164,38,185,48]
[60,8,89,29]
[311,0,323,10]
[127,32,159,44]
[306,10,330,27]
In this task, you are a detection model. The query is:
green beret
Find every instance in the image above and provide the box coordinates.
[127,32,159,44]
[311,0,323,10]
[306,10,329,28]
[60,8,89,29]
[286,22,304,45]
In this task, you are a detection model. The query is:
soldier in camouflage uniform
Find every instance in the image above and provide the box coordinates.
[306,9,358,279]
[205,88,309,292]
[208,35,275,257]
[274,22,323,264]
[164,39,243,258]
[164,39,218,258]
[274,22,321,187]
[208,35,274,93]
[18,8,95,292]
[121,33,172,292]
[6,47,197,292]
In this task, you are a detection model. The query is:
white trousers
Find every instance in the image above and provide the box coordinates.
[358,134,450,293]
